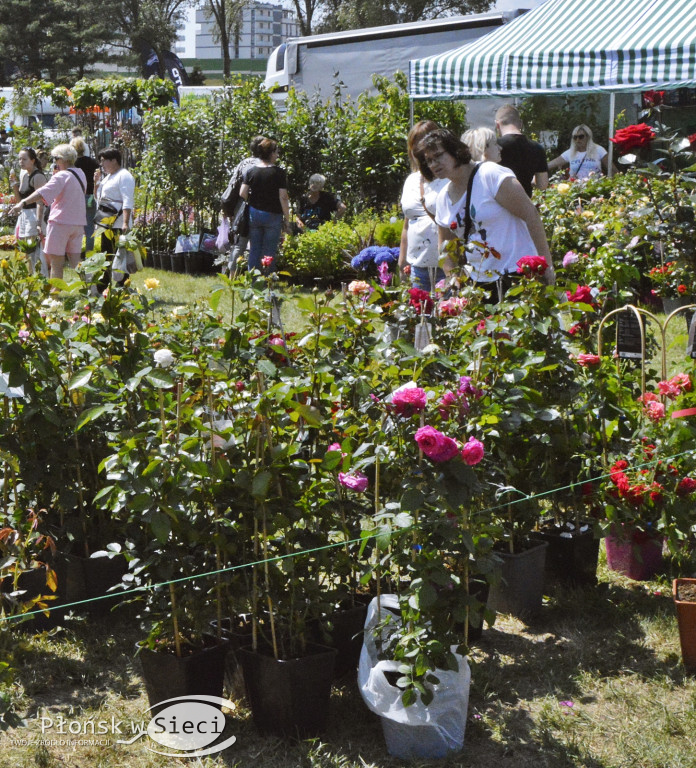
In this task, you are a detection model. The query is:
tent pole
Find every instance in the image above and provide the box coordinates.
[409,97,414,128]
[608,92,616,177]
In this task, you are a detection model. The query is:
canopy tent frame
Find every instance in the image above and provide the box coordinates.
[408,0,696,175]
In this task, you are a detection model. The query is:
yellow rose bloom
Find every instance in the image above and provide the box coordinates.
[143,277,160,291]
[556,183,571,195]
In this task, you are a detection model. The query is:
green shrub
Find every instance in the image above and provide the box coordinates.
[374,218,403,247]
[278,221,360,280]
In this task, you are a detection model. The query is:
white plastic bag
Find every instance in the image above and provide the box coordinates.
[358,595,470,760]
[216,219,230,251]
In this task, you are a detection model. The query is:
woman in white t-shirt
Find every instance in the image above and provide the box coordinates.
[397,120,448,292]
[548,124,615,179]
[419,129,554,302]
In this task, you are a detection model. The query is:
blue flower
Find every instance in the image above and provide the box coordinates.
[351,245,380,269]
[373,246,399,266]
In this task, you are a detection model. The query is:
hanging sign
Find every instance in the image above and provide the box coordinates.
[616,312,643,359]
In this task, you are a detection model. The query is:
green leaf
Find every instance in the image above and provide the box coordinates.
[252,471,272,500]
[400,488,425,512]
[208,287,223,312]
[146,370,175,389]
[291,402,322,427]
[256,359,277,377]
[68,369,93,390]
[76,405,109,431]
[150,511,171,544]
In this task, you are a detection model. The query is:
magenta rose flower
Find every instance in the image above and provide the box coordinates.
[414,426,459,463]
[391,383,427,417]
[516,255,548,276]
[461,436,485,466]
[338,471,368,492]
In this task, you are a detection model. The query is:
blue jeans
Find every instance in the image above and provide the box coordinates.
[248,207,283,271]
[411,265,445,293]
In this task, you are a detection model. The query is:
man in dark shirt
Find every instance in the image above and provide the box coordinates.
[495,105,548,198]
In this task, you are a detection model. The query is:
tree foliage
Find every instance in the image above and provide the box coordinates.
[203,0,249,78]
[317,0,495,33]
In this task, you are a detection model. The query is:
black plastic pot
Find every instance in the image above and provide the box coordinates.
[488,540,549,619]
[533,525,599,587]
[138,637,230,715]
[81,554,127,614]
[238,641,336,739]
[322,597,370,678]
[184,251,203,275]
[466,578,490,643]
[169,252,186,273]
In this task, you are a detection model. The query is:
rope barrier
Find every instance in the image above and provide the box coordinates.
[2,448,694,624]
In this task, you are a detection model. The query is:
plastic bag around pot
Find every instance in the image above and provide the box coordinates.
[358,594,470,760]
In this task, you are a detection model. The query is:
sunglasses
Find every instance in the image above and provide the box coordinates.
[572,134,587,140]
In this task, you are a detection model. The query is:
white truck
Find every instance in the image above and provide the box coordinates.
[264,10,529,121]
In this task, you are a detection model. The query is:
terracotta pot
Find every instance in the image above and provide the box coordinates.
[673,578,696,672]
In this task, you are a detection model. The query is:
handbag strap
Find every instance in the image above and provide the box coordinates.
[67,168,86,195]
[418,175,437,223]
[463,163,481,242]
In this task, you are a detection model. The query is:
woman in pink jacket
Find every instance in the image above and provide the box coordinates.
[11,143,86,280]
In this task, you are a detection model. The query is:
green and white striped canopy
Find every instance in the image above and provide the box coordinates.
[409,0,696,100]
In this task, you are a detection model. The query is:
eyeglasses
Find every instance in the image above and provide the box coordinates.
[423,150,446,164]
[572,134,587,140]
[51,157,60,163]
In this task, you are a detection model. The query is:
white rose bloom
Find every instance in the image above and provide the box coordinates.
[154,348,176,368]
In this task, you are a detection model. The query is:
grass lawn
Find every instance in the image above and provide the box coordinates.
[1,551,695,768]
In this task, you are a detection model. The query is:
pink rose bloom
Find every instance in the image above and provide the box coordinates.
[348,280,372,296]
[262,256,274,268]
[669,373,692,394]
[328,442,347,458]
[438,297,467,317]
[461,436,484,466]
[391,383,427,417]
[414,426,459,463]
[562,251,579,268]
[645,400,666,421]
[338,471,369,492]
[658,379,681,398]
[576,354,601,367]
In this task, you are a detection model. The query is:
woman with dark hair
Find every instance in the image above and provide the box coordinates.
[94,147,135,287]
[239,138,290,271]
[420,129,554,301]
[9,147,47,275]
[397,120,448,292]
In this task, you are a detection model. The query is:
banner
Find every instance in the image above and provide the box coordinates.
[162,51,189,89]
[139,45,160,78]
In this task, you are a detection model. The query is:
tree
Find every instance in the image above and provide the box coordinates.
[203,0,248,78]
[290,0,323,36]
[0,0,112,83]
[111,0,194,76]
[317,0,495,33]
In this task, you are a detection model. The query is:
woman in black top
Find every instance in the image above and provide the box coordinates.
[239,138,290,271]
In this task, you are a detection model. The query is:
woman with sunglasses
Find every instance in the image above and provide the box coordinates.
[10,144,86,280]
[548,125,615,179]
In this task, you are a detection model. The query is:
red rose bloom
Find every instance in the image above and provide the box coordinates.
[642,90,665,107]
[408,287,434,314]
[610,123,656,154]
[688,132,696,151]
[516,255,548,276]
[678,284,688,294]
[566,285,594,304]
[677,477,696,495]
